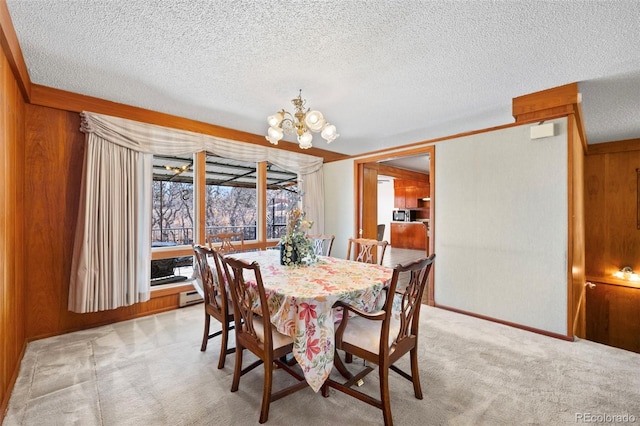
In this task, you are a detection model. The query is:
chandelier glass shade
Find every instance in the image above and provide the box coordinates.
[265,90,339,149]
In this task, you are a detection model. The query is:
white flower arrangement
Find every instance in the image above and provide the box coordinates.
[280,207,317,266]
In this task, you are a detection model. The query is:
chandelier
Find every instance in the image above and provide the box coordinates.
[265,90,339,149]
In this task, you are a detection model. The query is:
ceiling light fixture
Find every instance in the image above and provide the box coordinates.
[165,164,190,174]
[265,90,339,149]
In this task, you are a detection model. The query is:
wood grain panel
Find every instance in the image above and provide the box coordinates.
[21,105,199,341]
[585,143,640,280]
[584,140,640,351]
[377,164,429,181]
[362,163,378,240]
[587,137,640,156]
[512,82,580,117]
[0,44,26,424]
[568,115,586,337]
[390,222,427,250]
[24,106,80,337]
[586,282,640,353]
[0,0,31,99]
[512,82,587,148]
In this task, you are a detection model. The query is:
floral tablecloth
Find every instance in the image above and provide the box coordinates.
[228,250,393,392]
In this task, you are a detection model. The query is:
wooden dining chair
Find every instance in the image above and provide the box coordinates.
[346,237,389,265]
[221,256,307,424]
[206,231,244,254]
[192,244,235,369]
[322,254,436,426]
[307,234,335,256]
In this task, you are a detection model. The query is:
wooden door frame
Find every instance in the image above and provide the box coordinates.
[354,145,436,304]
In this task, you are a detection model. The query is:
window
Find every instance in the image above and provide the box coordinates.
[152,154,195,245]
[150,153,300,287]
[152,154,300,249]
[205,154,258,241]
[266,163,298,240]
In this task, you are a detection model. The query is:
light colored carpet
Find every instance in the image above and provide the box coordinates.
[3,304,640,425]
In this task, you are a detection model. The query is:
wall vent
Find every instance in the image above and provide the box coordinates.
[179,290,203,307]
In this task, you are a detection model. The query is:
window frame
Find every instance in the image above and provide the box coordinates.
[151,153,284,263]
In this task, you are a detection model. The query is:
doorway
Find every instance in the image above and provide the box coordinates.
[354,145,435,304]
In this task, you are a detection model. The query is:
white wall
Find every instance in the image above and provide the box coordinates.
[377,178,394,242]
[325,118,570,336]
[323,159,355,259]
[434,117,568,335]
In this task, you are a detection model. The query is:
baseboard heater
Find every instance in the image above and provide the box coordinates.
[179,290,203,307]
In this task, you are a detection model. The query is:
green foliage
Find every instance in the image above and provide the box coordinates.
[280,207,317,266]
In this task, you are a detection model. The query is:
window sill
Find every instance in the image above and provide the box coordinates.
[150,279,196,299]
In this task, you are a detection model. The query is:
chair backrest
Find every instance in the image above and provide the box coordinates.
[307,234,335,256]
[206,232,245,254]
[193,244,228,314]
[346,237,389,265]
[383,254,435,350]
[221,256,274,351]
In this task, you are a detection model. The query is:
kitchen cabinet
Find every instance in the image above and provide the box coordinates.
[393,179,429,209]
[416,185,430,200]
[405,187,418,208]
[390,222,427,250]
[394,187,406,209]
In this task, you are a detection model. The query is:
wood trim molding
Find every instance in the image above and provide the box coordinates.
[586,137,640,156]
[586,276,640,290]
[512,82,587,149]
[512,82,580,118]
[28,84,348,163]
[0,0,31,100]
[436,304,574,341]
[376,163,429,181]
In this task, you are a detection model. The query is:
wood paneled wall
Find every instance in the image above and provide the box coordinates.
[584,141,640,281]
[23,105,195,340]
[584,139,640,351]
[0,46,26,421]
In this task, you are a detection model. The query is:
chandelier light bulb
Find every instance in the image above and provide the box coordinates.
[265,125,284,145]
[267,112,284,127]
[304,110,325,132]
[297,131,313,148]
[321,123,339,143]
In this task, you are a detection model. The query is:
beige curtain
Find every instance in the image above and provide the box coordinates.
[69,111,324,313]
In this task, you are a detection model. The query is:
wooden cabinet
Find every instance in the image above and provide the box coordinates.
[390,222,427,250]
[405,187,418,208]
[394,187,406,208]
[393,179,429,209]
[586,282,640,353]
[416,185,430,200]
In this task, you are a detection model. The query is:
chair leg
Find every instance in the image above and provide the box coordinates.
[321,381,330,398]
[201,313,210,352]
[333,350,353,379]
[345,352,353,363]
[410,347,423,399]
[217,321,229,369]
[231,343,243,392]
[259,360,273,424]
[379,363,393,426]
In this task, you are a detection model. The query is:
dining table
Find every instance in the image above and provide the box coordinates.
[226,249,394,393]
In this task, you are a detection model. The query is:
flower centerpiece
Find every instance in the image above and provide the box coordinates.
[280,207,317,266]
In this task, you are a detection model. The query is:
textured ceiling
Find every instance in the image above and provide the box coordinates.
[6,1,640,156]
